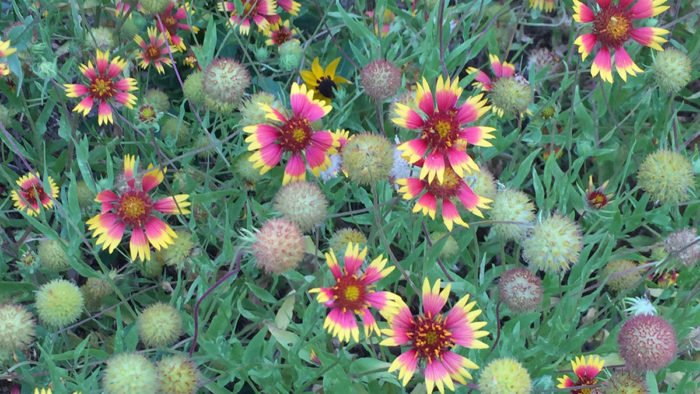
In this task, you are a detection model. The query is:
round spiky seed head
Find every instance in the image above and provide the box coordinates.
[252,218,305,274]
[329,228,367,253]
[528,48,563,76]
[140,0,170,13]
[431,232,460,259]
[183,71,205,107]
[468,167,498,201]
[161,118,191,146]
[103,353,158,394]
[522,213,582,273]
[0,304,35,352]
[273,181,328,233]
[490,77,532,116]
[194,134,216,160]
[144,89,170,112]
[360,60,402,101]
[498,268,543,313]
[202,58,251,113]
[603,260,642,293]
[278,39,303,71]
[157,354,201,394]
[37,239,71,271]
[618,314,677,371]
[240,92,282,127]
[84,272,116,299]
[35,279,84,327]
[664,228,700,267]
[341,133,394,185]
[173,166,205,194]
[138,303,183,347]
[490,189,535,241]
[478,358,532,394]
[603,371,648,394]
[87,27,116,51]
[76,180,94,209]
[136,257,164,278]
[160,229,194,267]
[637,150,693,204]
[233,152,263,182]
[653,48,692,94]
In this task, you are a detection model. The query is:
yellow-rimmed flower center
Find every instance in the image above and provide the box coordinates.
[138,105,157,123]
[409,314,454,361]
[333,275,366,312]
[279,116,313,153]
[606,16,629,39]
[21,184,48,207]
[593,6,633,48]
[422,111,459,150]
[90,77,115,100]
[117,190,153,227]
[426,167,462,200]
[146,45,161,61]
[317,77,338,99]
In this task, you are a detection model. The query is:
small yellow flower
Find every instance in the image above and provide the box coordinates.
[300,57,349,102]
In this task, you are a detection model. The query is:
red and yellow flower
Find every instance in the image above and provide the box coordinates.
[63,50,137,126]
[467,54,515,93]
[466,54,532,117]
[572,0,670,83]
[156,1,194,52]
[219,0,279,35]
[557,355,605,393]
[396,167,491,231]
[263,20,297,47]
[86,155,190,261]
[529,0,555,12]
[134,26,172,74]
[10,173,59,216]
[244,83,337,185]
[380,279,489,394]
[0,39,17,76]
[585,176,614,209]
[309,243,397,343]
[392,76,494,184]
[278,0,300,15]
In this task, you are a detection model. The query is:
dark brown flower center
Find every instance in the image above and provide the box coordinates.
[586,190,609,209]
[426,167,462,199]
[272,28,292,45]
[593,5,633,48]
[317,77,337,99]
[407,314,454,361]
[145,45,161,61]
[279,116,313,153]
[160,14,177,34]
[90,77,115,100]
[21,184,48,207]
[422,110,459,151]
[116,190,153,227]
[333,275,366,311]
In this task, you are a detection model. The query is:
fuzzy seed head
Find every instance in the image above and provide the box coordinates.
[202,58,251,113]
[194,135,215,159]
[76,180,95,209]
[468,167,498,201]
[478,357,532,394]
[273,181,328,233]
[603,260,642,293]
[161,118,190,146]
[491,77,532,116]
[498,268,543,313]
[618,314,677,371]
[490,189,536,241]
[637,150,693,204]
[160,229,195,267]
[87,27,116,51]
[0,304,35,352]
[253,218,305,274]
[328,228,367,253]
[84,275,115,299]
[360,60,401,101]
[522,214,582,273]
[36,279,84,327]
[664,228,700,267]
[603,371,648,394]
[653,48,692,94]
[173,167,205,194]
[183,71,205,107]
[432,232,460,259]
[341,133,394,185]
[234,152,263,182]
[38,239,71,271]
[144,89,170,112]
[138,303,183,347]
[140,0,169,13]
[103,353,158,394]
[157,354,201,394]
[137,257,164,278]
[240,92,283,126]
[528,48,563,76]
[278,40,303,71]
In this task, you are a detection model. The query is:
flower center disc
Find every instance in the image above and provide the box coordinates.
[146,45,161,61]
[272,29,291,45]
[91,77,115,100]
[587,190,608,209]
[426,167,462,199]
[161,15,177,33]
[117,190,153,226]
[333,275,366,311]
[279,117,313,153]
[409,314,453,361]
[317,77,337,99]
[21,185,48,207]
[593,6,633,48]
[422,111,459,150]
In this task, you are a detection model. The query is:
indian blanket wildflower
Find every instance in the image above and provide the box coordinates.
[86,155,190,261]
[529,0,555,12]
[243,83,337,185]
[466,55,532,117]
[572,0,670,82]
[396,166,491,231]
[301,57,349,102]
[63,49,138,125]
[0,39,16,76]
[218,0,279,35]
[156,1,194,51]
[264,20,296,47]
[278,0,300,15]
[556,355,605,393]
[134,26,172,74]
[10,172,59,216]
[380,279,489,394]
[585,176,613,209]
[392,76,494,184]
[309,243,397,343]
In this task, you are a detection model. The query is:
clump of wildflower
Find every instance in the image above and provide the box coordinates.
[36,279,84,327]
[244,83,337,185]
[467,55,532,117]
[664,228,700,267]
[468,167,497,201]
[239,92,283,126]
[10,172,59,216]
[103,353,158,394]
[360,59,402,101]
[156,354,201,394]
[637,150,693,204]
[134,26,172,74]
[522,213,582,273]
[489,189,535,241]
[37,239,71,271]
[252,218,305,274]
[183,71,205,106]
[87,27,116,51]
[161,117,190,145]
[603,260,641,292]
[86,155,191,261]
[341,133,394,185]
[64,49,137,125]
[557,355,605,392]
[586,176,614,209]
[159,229,194,267]
[380,279,489,393]
[138,302,182,347]
[301,57,349,102]
[329,228,367,252]
[624,296,657,316]
[478,358,532,394]
[202,58,251,114]
[274,181,328,233]
[219,0,279,35]
[618,314,677,371]
[653,48,692,93]
[498,267,542,313]
[0,304,35,352]
[572,0,670,82]
[278,40,303,71]
[603,371,648,394]
[309,243,397,342]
